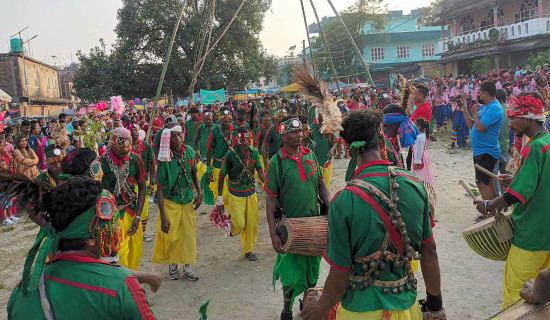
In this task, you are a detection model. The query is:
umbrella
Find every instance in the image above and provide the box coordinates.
[281,83,301,92]
[0,88,12,103]
[47,109,76,119]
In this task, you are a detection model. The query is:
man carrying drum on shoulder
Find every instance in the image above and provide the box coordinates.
[474,92,550,309]
[301,109,446,320]
[265,116,330,320]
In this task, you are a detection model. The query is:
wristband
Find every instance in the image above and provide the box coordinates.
[424,292,443,311]
[484,200,490,213]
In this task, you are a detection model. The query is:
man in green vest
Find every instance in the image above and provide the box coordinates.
[265,116,330,320]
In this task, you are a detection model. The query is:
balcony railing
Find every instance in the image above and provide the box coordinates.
[438,18,550,54]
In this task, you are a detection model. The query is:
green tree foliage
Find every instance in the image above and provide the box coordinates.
[309,0,387,83]
[528,49,550,68]
[470,57,491,76]
[72,40,115,102]
[74,0,278,101]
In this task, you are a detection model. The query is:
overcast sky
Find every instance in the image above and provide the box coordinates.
[0,0,433,66]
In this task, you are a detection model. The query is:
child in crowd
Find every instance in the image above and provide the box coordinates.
[0,139,17,226]
[411,117,436,185]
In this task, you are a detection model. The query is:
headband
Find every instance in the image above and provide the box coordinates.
[507,95,546,122]
[280,118,302,134]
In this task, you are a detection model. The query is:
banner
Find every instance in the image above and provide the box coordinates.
[197,89,225,105]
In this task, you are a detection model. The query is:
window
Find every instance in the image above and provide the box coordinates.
[397,46,410,59]
[47,77,51,90]
[460,15,475,34]
[485,8,504,29]
[422,44,435,57]
[371,47,384,61]
[519,0,537,22]
[34,72,39,88]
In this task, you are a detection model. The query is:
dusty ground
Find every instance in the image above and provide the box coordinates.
[0,131,507,319]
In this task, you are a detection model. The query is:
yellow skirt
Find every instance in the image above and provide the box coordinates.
[151,200,197,265]
[502,244,550,308]
[323,162,333,193]
[117,208,143,270]
[228,193,259,255]
[336,300,422,320]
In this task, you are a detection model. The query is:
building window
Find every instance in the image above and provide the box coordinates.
[47,77,51,90]
[460,15,475,34]
[371,47,384,61]
[397,46,410,59]
[519,0,537,22]
[422,44,435,57]
[34,72,39,88]
[484,8,504,29]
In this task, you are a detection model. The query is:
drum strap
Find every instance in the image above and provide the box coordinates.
[345,182,405,255]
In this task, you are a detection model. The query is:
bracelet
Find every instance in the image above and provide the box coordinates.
[422,308,446,319]
[484,200,490,213]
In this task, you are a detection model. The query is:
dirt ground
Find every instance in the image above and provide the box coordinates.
[0,131,507,319]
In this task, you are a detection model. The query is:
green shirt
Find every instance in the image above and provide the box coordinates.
[498,103,511,154]
[153,130,163,157]
[8,252,155,320]
[220,146,263,196]
[325,161,433,312]
[309,122,335,167]
[133,140,154,177]
[307,105,316,124]
[266,146,323,218]
[207,124,236,168]
[195,123,213,159]
[185,119,198,148]
[507,131,550,251]
[254,123,271,151]
[156,146,196,205]
[231,120,249,129]
[101,151,146,213]
[263,124,283,160]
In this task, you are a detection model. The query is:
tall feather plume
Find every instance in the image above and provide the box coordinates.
[291,65,343,134]
[0,172,50,222]
[399,76,413,116]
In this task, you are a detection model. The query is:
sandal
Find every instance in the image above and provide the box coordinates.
[245,252,258,261]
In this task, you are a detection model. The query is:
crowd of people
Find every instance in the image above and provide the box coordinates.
[0,63,549,320]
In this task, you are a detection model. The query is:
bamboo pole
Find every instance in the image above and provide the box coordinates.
[299,0,317,79]
[325,0,374,86]
[146,0,189,141]
[309,0,340,93]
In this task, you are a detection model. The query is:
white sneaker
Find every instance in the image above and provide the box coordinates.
[183,266,199,281]
[9,216,19,222]
[148,197,154,203]
[3,219,14,226]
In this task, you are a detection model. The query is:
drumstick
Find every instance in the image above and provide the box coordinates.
[459,180,479,201]
[474,164,502,181]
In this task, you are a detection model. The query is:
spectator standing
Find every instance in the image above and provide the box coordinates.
[493,89,512,196]
[460,81,503,201]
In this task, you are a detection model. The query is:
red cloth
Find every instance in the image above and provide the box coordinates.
[411,102,432,123]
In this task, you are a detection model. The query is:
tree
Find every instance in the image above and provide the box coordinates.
[72,39,115,102]
[528,49,550,68]
[309,0,387,83]
[73,0,278,101]
[470,58,491,76]
[419,0,443,26]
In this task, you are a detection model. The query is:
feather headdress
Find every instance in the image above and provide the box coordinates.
[291,65,342,134]
[50,123,70,151]
[398,76,414,116]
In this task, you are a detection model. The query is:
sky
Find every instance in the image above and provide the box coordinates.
[0,0,434,66]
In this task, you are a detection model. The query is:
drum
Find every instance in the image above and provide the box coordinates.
[276,216,328,257]
[462,212,514,261]
[494,301,550,319]
[421,181,436,218]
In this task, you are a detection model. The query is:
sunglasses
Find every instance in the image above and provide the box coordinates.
[112,136,131,148]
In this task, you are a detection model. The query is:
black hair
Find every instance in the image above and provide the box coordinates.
[21,120,31,127]
[236,126,251,133]
[502,82,513,88]
[289,104,298,114]
[59,113,67,120]
[261,110,271,118]
[189,107,199,114]
[220,106,231,113]
[414,117,430,133]
[499,68,510,77]
[495,89,507,103]
[298,114,308,124]
[340,109,383,151]
[236,108,246,116]
[383,103,404,115]
[480,81,497,97]
[281,115,298,122]
[415,85,428,98]
[43,177,103,232]
[61,148,97,176]
[352,96,359,101]
[282,98,288,104]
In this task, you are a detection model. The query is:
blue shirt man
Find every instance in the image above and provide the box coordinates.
[470,99,503,159]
